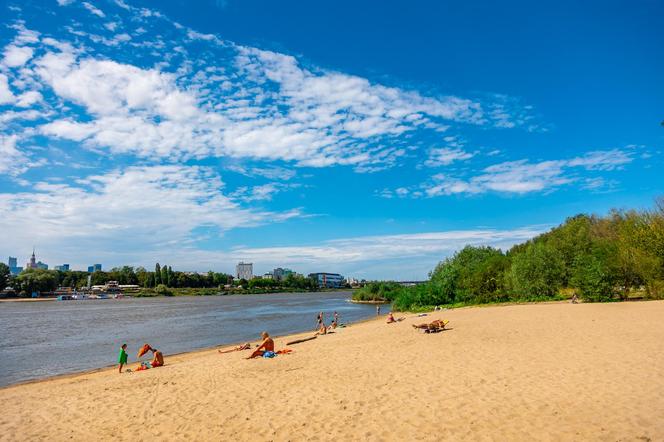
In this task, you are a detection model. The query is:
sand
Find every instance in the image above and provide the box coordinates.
[2,301,664,441]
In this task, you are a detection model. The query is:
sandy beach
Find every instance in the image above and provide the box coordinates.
[2,301,663,441]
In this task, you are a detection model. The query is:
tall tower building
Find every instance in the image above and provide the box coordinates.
[236,262,253,280]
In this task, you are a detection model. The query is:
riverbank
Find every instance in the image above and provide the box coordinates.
[2,301,664,441]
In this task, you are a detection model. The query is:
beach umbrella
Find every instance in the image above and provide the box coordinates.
[138,344,152,357]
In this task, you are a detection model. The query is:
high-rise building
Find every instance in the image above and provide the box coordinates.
[236,262,253,280]
[25,249,47,270]
[55,264,70,271]
[87,265,94,273]
[272,267,294,281]
[94,264,102,272]
[26,248,37,269]
[7,257,22,275]
[308,272,345,288]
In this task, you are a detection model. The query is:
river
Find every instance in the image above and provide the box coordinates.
[0,291,378,387]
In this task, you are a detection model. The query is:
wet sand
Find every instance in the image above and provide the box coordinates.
[1,301,663,441]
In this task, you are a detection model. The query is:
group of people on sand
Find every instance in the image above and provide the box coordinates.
[118,343,164,373]
[316,311,340,335]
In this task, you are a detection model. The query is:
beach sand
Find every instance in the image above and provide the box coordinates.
[2,301,663,441]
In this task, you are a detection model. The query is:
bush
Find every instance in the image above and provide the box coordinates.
[154,284,172,296]
[352,282,404,302]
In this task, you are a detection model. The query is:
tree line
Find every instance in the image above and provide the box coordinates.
[0,263,234,296]
[354,198,664,310]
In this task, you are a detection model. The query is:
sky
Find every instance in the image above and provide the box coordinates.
[0,0,662,279]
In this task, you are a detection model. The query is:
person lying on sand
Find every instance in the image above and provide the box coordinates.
[412,319,448,332]
[219,343,251,354]
[247,332,274,359]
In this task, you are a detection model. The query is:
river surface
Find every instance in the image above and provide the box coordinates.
[0,291,378,387]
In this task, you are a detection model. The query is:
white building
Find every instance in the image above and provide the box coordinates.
[236,262,253,280]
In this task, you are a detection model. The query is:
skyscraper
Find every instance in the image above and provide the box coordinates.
[236,262,253,280]
[7,257,22,275]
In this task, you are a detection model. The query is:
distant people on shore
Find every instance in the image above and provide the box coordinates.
[386,312,404,324]
[571,293,579,304]
[333,311,339,324]
[136,344,164,370]
[317,311,323,329]
[247,332,274,359]
[118,343,128,373]
[376,305,381,315]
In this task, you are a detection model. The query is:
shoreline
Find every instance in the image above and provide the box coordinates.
[0,288,355,302]
[0,310,384,390]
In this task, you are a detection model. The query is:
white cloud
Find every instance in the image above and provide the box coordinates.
[425,147,475,167]
[82,2,106,18]
[1,13,539,171]
[0,135,30,176]
[0,74,15,104]
[402,147,639,197]
[197,226,547,278]
[15,91,42,107]
[232,182,300,202]
[0,165,301,263]
[2,45,35,68]
[567,149,632,171]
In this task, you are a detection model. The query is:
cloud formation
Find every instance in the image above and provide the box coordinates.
[0,165,300,261]
[0,1,541,174]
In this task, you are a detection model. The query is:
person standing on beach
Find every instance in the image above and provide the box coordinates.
[118,343,128,373]
[317,311,323,329]
[376,305,381,315]
[334,311,339,324]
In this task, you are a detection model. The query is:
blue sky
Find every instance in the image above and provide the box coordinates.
[0,0,662,279]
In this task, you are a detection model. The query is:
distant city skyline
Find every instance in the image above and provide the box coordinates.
[0,1,662,279]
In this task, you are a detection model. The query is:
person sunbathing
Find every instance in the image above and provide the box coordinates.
[150,348,164,367]
[412,319,448,332]
[247,332,274,359]
[219,343,251,354]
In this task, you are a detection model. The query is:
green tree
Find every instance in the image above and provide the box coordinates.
[572,253,615,302]
[0,263,10,291]
[161,265,169,287]
[154,263,161,285]
[509,242,564,299]
[15,269,58,295]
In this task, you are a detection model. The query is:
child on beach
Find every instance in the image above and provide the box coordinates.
[118,343,128,373]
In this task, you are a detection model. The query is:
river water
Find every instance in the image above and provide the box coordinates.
[0,291,378,387]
